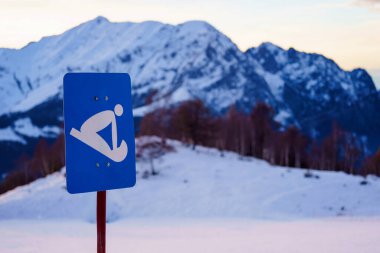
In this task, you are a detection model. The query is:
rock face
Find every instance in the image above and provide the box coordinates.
[0,16,379,174]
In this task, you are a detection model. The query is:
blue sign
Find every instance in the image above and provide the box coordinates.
[63,73,136,194]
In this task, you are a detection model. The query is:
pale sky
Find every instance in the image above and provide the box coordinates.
[0,0,379,85]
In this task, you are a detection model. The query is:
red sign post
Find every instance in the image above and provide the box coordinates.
[97,191,106,253]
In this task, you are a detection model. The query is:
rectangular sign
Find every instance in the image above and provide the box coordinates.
[63,73,136,194]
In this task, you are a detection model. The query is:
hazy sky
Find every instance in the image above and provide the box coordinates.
[1,0,379,85]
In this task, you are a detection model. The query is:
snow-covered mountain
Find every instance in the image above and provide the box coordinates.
[247,43,380,141]
[0,16,379,174]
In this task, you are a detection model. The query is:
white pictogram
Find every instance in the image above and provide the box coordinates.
[70,104,128,162]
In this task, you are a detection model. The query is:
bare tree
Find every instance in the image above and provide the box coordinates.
[136,137,174,176]
[172,99,214,149]
[250,102,277,159]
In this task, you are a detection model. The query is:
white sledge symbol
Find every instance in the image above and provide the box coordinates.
[70,104,128,162]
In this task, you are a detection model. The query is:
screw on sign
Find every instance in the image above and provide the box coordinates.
[63,73,136,253]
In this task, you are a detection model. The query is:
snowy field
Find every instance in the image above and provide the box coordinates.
[1,140,380,252]
[1,218,380,253]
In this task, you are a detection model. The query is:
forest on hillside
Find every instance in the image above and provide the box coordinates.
[139,100,380,176]
[1,100,380,194]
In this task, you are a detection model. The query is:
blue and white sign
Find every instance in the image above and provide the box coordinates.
[63,73,136,194]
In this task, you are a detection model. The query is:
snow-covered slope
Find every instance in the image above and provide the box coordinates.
[1,140,379,221]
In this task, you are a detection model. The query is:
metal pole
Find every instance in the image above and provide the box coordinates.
[97,191,106,253]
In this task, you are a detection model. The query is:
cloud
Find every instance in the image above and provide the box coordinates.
[353,0,380,11]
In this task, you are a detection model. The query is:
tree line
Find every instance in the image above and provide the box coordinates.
[140,99,380,177]
[0,134,65,194]
[1,99,379,194]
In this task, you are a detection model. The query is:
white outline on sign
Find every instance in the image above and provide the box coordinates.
[70,104,128,162]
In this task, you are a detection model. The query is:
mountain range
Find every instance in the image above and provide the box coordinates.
[0,16,379,175]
